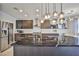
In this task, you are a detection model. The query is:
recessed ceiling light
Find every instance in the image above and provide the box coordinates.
[24,14,27,16]
[19,9,23,12]
[36,9,39,12]
[36,14,39,17]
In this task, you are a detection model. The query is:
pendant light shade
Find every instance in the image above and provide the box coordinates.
[59,3,65,24]
[53,3,58,17]
[39,3,65,24]
[60,19,64,24]
[52,20,57,25]
[53,11,58,17]
[41,20,44,23]
[44,15,48,19]
[44,13,50,19]
[59,12,64,18]
[59,18,65,24]
[41,3,44,23]
[59,3,64,19]
[51,3,58,25]
[44,3,50,19]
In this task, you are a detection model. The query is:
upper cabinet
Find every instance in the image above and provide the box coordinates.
[16,20,33,29]
[41,20,58,29]
[41,20,50,29]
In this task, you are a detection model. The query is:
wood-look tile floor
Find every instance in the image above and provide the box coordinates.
[0,46,13,56]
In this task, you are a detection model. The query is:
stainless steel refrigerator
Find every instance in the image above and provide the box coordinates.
[0,21,13,52]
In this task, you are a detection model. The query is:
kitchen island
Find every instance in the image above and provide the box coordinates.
[13,36,79,56]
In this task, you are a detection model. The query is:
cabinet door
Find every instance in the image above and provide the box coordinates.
[41,20,50,29]
[16,20,23,29]
[8,23,13,44]
[23,20,33,29]
[16,20,33,29]
[1,37,8,51]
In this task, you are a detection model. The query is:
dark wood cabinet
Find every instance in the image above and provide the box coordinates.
[41,20,50,29]
[8,23,13,44]
[16,20,33,29]
[15,33,58,45]
[15,33,33,42]
[16,20,23,29]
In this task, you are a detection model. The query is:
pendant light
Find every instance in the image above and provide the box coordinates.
[59,3,65,24]
[51,3,57,25]
[44,3,50,19]
[41,20,44,23]
[41,3,44,23]
[59,18,64,24]
[59,3,64,19]
[47,3,51,19]
[53,3,58,17]
[52,19,57,25]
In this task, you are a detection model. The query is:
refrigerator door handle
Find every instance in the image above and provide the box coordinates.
[8,27,9,44]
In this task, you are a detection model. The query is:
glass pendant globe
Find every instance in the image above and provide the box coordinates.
[60,19,64,24]
[59,13,64,18]
[41,20,44,23]
[53,12,58,17]
[52,20,56,25]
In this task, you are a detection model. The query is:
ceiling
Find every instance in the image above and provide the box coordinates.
[0,3,79,20]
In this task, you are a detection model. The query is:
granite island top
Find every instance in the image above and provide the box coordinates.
[12,36,79,47]
[12,41,79,47]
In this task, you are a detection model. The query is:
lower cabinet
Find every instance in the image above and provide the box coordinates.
[0,37,9,52]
